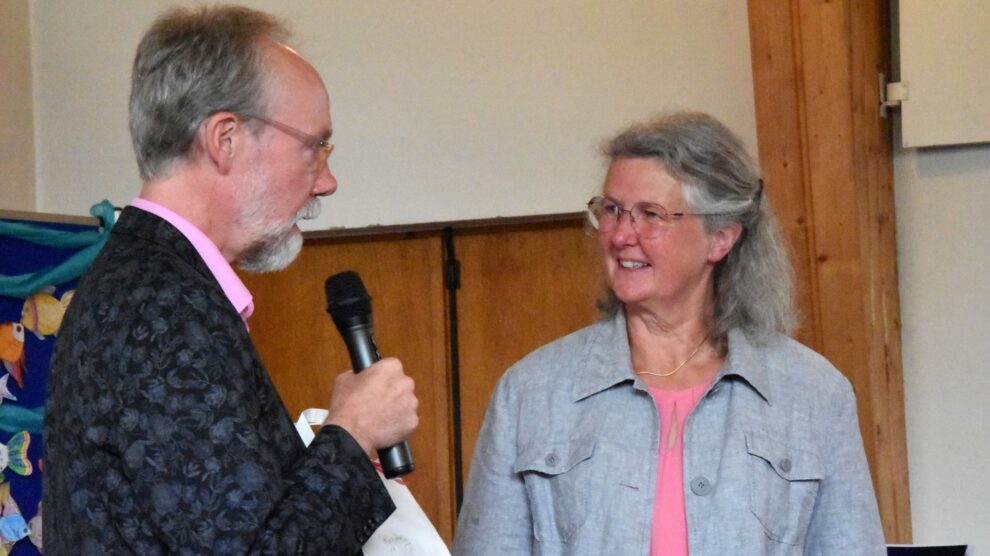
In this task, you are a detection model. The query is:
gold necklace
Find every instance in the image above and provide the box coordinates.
[635,336,708,378]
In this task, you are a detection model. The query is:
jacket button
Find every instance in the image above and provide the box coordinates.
[690,476,713,496]
[545,453,559,467]
[779,458,792,473]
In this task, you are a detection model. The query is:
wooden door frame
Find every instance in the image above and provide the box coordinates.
[748,0,910,542]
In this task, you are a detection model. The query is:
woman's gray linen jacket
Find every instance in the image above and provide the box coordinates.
[454,313,885,555]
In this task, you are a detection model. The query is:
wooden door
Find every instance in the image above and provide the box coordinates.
[453,220,602,489]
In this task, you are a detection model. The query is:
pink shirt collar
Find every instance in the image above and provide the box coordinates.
[130,198,255,326]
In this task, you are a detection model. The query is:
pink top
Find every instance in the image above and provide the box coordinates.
[130,198,254,327]
[647,381,711,556]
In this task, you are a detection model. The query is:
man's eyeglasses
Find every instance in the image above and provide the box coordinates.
[241,113,333,169]
[586,196,722,239]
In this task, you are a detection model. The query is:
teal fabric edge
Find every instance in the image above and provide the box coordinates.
[0,405,44,435]
[0,200,116,298]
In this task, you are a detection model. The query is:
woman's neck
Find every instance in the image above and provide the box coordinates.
[625,307,723,391]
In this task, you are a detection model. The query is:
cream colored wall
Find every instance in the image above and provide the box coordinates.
[0,0,35,211]
[890,3,989,545]
[894,140,990,549]
[28,0,757,229]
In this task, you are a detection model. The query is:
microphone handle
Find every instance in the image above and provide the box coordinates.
[344,324,380,371]
[341,324,416,479]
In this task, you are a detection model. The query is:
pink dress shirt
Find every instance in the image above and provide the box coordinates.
[130,198,254,326]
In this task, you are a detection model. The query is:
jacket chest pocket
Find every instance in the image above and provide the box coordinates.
[745,431,823,546]
[513,438,598,543]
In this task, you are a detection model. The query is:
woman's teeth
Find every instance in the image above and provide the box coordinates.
[620,260,649,269]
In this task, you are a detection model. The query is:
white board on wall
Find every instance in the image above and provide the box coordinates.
[897,0,990,148]
[32,0,757,229]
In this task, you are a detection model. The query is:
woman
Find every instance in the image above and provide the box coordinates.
[453,112,885,555]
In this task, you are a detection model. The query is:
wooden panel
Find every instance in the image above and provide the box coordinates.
[747,0,821,351]
[455,220,602,484]
[238,234,456,543]
[748,0,911,542]
[797,0,877,471]
[849,0,912,540]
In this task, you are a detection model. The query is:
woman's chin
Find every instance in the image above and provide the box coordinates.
[610,286,652,308]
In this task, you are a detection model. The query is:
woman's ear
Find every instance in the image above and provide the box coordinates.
[708,222,742,263]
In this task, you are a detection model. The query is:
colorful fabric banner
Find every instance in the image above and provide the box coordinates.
[0,203,111,555]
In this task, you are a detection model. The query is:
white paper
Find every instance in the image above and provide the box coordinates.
[295,409,451,556]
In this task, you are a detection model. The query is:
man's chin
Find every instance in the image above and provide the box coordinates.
[236,227,303,273]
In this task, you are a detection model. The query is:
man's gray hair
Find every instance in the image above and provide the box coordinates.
[129,5,290,181]
[601,111,796,344]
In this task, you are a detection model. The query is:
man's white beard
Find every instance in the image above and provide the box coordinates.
[236,197,321,273]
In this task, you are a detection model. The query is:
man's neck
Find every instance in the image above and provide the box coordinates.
[139,170,240,262]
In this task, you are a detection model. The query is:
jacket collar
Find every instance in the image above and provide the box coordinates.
[112,206,213,282]
[571,312,773,404]
[721,328,773,404]
[571,312,635,402]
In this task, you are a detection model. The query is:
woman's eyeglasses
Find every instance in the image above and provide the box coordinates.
[586,196,720,238]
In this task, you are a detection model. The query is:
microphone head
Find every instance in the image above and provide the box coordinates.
[325,271,373,331]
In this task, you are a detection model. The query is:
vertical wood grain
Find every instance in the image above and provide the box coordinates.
[747,0,822,352]
[454,221,602,483]
[849,0,912,539]
[748,0,911,542]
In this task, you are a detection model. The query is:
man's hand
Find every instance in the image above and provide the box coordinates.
[323,357,419,456]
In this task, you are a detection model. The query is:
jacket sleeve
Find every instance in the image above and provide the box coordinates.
[453,372,534,555]
[803,378,887,555]
[106,285,394,555]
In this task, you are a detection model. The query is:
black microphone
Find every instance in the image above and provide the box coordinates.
[324,270,415,479]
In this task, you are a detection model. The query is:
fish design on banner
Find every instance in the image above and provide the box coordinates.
[0,325,25,390]
[21,288,74,339]
[0,482,29,551]
[0,432,32,479]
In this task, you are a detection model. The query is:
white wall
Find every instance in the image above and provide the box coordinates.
[890,1,989,545]
[0,0,35,211]
[894,139,990,549]
[29,0,757,229]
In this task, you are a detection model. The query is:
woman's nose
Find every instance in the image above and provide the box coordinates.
[609,210,638,245]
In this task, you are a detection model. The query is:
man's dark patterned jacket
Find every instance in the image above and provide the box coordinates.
[43,207,394,555]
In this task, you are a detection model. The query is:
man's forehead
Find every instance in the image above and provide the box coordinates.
[261,44,331,124]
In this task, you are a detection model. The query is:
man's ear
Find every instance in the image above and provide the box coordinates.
[199,112,241,175]
[707,221,743,263]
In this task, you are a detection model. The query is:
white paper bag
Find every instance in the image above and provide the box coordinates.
[295,409,451,556]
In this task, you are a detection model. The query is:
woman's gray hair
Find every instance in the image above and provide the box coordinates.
[601,111,796,344]
[129,6,291,181]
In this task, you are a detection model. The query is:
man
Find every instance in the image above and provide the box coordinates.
[43,6,419,554]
